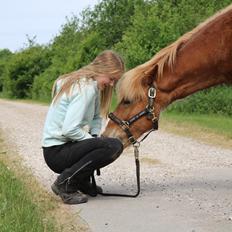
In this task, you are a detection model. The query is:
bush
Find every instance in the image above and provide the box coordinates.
[166,85,232,116]
[2,46,51,98]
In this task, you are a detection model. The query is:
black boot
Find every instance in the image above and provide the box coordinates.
[51,177,88,204]
[77,175,103,197]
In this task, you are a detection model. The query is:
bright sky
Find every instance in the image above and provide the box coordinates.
[0,0,99,52]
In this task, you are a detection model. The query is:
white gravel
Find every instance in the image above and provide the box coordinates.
[1,98,232,232]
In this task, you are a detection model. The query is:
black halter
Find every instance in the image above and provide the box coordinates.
[108,85,159,145]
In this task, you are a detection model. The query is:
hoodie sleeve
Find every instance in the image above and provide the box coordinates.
[61,83,95,141]
[89,92,102,135]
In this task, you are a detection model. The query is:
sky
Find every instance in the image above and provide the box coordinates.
[0,0,99,52]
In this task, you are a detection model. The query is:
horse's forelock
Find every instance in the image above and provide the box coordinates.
[117,67,147,103]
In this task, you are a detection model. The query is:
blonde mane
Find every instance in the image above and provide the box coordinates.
[118,4,232,102]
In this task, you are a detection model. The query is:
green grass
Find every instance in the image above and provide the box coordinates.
[160,111,232,149]
[162,112,232,139]
[0,132,87,232]
[0,161,56,232]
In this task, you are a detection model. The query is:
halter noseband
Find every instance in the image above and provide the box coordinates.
[108,85,158,145]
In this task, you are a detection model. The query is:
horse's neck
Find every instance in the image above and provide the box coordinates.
[154,66,229,114]
[158,12,232,106]
[168,72,228,102]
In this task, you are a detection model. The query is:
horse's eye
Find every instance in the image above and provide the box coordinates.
[122,99,131,105]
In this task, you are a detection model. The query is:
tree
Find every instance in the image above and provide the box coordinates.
[81,0,144,48]
[4,46,51,98]
[115,0,232,68]
[0,49,13,92]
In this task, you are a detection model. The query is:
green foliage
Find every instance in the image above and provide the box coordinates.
[31,0,137,101]
[2,46,51,98]
[0,49,13,92]
[0,161,56,232]
[0,49,12,60]
[0,0,231,114]
[31,68,57,102]
[166,86,232,116]
[115,0,232,68]
[31,19,106,102]
[32,17,82,101]
[81,0,143,47]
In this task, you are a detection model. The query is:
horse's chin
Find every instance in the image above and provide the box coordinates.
[101,128,128,147]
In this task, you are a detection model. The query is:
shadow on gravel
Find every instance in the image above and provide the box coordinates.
[98,176,232,196]
[140,178,232,194]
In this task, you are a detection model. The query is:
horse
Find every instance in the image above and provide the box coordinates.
[102,4,232,147]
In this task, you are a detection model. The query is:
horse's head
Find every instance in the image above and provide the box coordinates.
[103,5,232,147]
[102,65,164,147]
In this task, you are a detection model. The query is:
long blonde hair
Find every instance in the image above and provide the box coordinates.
[52,50,125,117]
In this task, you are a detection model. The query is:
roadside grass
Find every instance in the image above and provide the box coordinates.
[161,112,232,149]
[0,136,88,232]
[0,161,56,232]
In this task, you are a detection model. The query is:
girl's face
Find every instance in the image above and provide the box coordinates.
[95,74,120,90]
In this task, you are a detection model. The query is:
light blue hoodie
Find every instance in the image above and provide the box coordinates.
[42,78,102,147]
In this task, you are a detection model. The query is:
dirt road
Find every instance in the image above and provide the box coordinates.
[0,99,232,232]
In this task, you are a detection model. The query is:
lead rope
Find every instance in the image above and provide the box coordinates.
[94,128,157,198]
[95,142,140,198]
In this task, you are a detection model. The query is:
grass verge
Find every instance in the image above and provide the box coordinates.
[0,161,56,232]
[0,135,88,232]
[160,112,232,149]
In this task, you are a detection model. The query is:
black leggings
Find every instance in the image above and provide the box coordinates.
[43,137,123,182]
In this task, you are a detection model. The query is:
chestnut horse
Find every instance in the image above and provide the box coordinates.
[103,4,232,147]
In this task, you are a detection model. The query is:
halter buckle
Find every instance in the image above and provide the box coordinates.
[148,87,156,98]
[152,116,159,130]
[133,143,140,159]
[152,116,158,122]
[121,121,129,130]
[146,105,154,112]
[128,136,137,145]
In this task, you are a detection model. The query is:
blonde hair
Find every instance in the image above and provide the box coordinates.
[52,50,125,117]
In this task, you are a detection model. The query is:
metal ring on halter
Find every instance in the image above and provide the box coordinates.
[148,87,156,98]
[146,105,154,112]
[133,141,140,148]
[128,136,137,145]
[121,120,129,127]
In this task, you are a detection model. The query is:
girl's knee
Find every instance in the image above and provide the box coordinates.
[107,138,123,159]
[107,137,123,150]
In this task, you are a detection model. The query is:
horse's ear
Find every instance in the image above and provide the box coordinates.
[142,65,158,86]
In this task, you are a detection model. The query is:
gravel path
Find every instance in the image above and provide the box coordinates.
[1,98,232,232]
